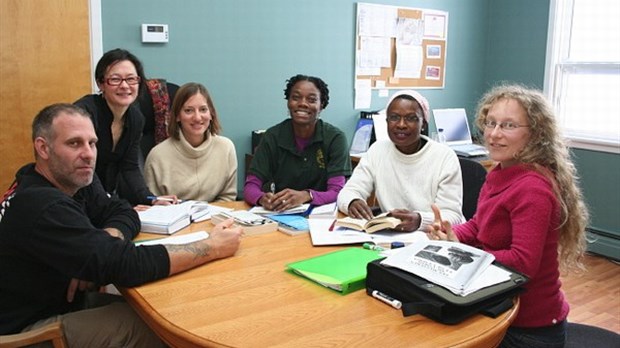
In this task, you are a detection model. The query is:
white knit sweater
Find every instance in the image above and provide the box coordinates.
[337,136,465,231]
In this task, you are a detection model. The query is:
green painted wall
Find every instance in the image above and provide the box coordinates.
[101,0,618,255]
[100,0,489,186]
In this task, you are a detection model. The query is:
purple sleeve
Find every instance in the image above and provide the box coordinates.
[243,174,265,206]
[311,176,345,205]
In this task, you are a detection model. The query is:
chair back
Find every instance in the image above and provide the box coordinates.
[137,79,180,161]
[0,321,67,348]
[459,158,487,220]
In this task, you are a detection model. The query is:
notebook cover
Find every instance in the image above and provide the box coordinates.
[286,248,383,295]
[268,214,309,235]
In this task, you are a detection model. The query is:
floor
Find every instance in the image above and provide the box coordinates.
[560,252,620,333]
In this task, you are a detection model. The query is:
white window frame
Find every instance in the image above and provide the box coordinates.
[89,0,103,93]
[544,0,620,154]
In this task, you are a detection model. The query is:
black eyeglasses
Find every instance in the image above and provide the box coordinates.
[483,120,529,132]
[105,76,141,86]
[386,115,422,124]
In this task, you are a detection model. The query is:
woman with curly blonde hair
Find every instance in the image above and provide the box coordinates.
[430,84,588,348]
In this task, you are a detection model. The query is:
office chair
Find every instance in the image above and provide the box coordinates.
[0,321,68,348]
[565,322,620,348]
[459,158,487,220]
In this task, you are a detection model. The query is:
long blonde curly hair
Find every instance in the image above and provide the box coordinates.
[475,84,589,272]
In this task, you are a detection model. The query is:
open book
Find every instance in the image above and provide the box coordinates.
[335,212,401,233]
[380,241,510,296]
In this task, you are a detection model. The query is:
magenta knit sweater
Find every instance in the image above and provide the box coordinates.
[454,164,568,328]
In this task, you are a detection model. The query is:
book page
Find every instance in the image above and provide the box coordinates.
[335,216,368,231]
[366,216,401,233]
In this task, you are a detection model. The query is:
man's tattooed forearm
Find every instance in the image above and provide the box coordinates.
[165,243,211,259]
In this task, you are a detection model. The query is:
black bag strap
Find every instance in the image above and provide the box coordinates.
[479,297,515,318]
[402,301,441,317]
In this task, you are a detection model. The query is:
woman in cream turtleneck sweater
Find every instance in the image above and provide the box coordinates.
[144,83,237,202]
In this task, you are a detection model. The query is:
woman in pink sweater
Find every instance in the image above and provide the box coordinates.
[430,85,588,348]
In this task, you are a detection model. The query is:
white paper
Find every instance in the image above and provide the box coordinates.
[354,79,372,109]
[357,3,397,38]
[308,203,338,219]
[423,13,447,39]
[136,231,209,246]
[359,37,392,68]
[371,112,389,142]
[396,18,423,46]
[394,44,423,79]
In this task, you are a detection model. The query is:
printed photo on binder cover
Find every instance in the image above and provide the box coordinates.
[380,241,512,296]
[286,248,383,295]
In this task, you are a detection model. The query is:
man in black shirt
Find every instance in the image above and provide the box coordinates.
[0,104,243,346]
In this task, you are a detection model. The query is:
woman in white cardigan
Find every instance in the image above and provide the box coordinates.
[337,90,464,231]
[144,83,237,202]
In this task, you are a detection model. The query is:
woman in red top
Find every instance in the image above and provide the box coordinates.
[430,84,588,348]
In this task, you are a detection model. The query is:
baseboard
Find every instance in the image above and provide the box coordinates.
[585,228,620,261]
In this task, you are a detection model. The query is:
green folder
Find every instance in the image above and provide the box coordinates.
[286,248,383,295]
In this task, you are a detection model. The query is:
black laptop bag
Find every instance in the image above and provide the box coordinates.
[366,258,528,325]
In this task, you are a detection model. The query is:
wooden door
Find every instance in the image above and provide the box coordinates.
[0,0,92,190]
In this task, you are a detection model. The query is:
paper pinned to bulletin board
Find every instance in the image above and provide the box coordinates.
[355,2,448,90]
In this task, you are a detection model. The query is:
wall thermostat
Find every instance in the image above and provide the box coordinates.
[141,24,169,43]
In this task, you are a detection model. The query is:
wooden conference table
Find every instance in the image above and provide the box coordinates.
[120,201,518,348]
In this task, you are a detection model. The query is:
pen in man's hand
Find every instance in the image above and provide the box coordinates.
[147,196,183,203]
[270,182,276,194]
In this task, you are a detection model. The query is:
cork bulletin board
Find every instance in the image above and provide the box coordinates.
[355,3,449,89]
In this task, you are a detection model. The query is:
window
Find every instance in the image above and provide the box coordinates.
[544,0,620,153]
